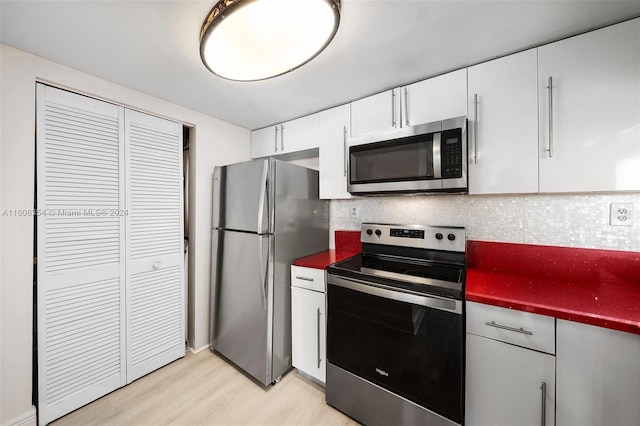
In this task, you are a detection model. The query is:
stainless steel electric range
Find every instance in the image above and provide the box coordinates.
[326,223,466,426]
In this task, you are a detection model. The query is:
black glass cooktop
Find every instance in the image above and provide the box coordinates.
[328,253,465,300]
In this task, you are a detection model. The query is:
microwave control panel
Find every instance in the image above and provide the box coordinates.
[441,128,463,178]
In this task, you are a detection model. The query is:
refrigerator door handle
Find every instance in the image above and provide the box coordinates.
[257,161,269,234]
[258,236,268,310]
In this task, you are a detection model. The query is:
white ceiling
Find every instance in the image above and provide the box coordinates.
[1,0,640,130]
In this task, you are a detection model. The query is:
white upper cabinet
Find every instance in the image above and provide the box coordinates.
[350,89,400,138]
[318,104,351,199]
[538,18,640,193]
[250,113,320,159]
[467,49,539,194]
[281,113,320,153]
[250,125,279,158]
[402,68,468,127]
[350,69,468,139]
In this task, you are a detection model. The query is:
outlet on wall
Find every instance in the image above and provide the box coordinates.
[350,206,360,218]
[609,203,633,227]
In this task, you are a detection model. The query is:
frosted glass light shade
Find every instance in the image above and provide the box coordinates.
[200,0,341,81]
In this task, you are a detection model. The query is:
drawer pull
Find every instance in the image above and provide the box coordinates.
[484,321,533,335]
[295,276,315,282]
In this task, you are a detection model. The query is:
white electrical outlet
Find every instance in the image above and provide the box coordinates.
[609,203,633,227]
[350,206,360,218]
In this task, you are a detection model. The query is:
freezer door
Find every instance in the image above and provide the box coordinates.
[213,159,271,234]
[210,229,273,385]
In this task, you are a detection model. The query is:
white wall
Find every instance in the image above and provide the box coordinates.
[0,44,249,425]
[330,193,640,251]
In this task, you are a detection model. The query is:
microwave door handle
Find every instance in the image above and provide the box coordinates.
[433,132,442,179]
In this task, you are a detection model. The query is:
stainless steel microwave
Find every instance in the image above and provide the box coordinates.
[347,116,467,194]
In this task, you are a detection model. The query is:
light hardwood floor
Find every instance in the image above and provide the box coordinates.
[52,350,358,426]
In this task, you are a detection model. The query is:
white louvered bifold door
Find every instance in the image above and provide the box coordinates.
[36,84,126,425]
[125,109,184,383]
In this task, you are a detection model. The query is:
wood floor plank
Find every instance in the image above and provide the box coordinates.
[51,350,359,426]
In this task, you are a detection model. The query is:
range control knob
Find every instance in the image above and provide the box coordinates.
[447,233,456,241]
[375,229,382,237]
[366,229,373,236]
[435,233,444,240]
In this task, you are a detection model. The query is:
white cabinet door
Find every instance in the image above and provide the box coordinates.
[250,125,279,159]
[538,18,640,192]
[251,114,319,159]
[467,49,539,194]
[350,89,400,138]
[125,110,185,383]
[466,333,556,426]
[36,84,126,425]
[556,320,640,426]
[319,104,351,199]
[291,285,326,384]
[281,113,320,154]
[402,68,468,127]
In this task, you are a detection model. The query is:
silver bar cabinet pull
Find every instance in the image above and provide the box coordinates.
[343,126,348,176]
[391,90,396,128]
[485,321,533,335]
[474,93,479,164]
[295,276,314,282]
[317,308,322,368]
[280,124,285,152]
[540,381,547,426]
[274,126,279,153]
[404,87,409,126]
[546,76,554,158]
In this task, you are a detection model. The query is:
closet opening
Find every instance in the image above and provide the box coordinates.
[183,125,191,348]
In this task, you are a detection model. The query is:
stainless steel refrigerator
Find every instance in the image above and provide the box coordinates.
[210,158,329,386]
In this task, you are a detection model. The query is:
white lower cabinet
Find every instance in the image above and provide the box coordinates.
[465,301,555,426]
[291,266,326,384]
[556,319,640,426]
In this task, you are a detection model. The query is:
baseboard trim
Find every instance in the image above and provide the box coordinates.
[187,344,210,354]
[4,406,37,426]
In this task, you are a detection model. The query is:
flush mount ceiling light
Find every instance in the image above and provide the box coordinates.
[199,0,341,81]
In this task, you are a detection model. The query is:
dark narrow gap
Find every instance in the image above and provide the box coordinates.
[33,93,39,422]
[183,125,190,347]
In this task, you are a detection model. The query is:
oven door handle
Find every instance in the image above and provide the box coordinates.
[327,274,461,315]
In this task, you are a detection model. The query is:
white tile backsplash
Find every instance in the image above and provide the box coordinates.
[330,193,640,251]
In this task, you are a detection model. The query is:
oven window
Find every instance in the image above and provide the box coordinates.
[350,134,434,184]
[327,283,463,423]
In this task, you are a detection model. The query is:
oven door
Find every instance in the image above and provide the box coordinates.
[327,274,464,424]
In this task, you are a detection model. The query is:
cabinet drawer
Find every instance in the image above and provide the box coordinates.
[466,301,555,354]
[291,266,325,292]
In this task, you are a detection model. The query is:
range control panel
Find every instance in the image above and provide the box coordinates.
[361,223,466,253]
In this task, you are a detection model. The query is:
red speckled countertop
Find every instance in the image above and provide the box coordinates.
[466,240,640,335]
[293,230,360,269]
